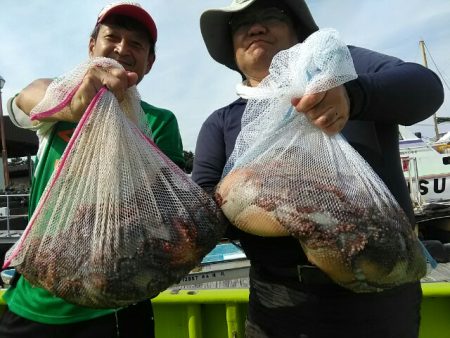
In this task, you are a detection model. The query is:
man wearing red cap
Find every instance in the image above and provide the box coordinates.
[0,2,184,337]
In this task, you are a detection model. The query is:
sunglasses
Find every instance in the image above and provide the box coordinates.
[229,7,292,34]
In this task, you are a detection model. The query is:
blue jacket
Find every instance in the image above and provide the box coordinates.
[192,46,444,267]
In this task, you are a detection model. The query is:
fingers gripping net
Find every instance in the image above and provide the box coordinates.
[4,58,226,308]
[31,57,151,138]
[216,29,426,292]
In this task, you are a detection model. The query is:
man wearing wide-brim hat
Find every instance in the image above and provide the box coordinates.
[192,0,444,337]
[0,2,185,338]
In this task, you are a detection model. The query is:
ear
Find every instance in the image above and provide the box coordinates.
[144,53,155,75]
[88,37,96,57]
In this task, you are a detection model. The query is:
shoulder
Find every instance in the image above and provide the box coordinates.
[204,97,246,126]
[348,45,403,71]
[140,100,176,121]
[217,97,247,115]
[139,100,181,137]
[139,100,184,167]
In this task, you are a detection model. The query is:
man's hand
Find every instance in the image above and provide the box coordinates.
[15,65,138,123]
[69,66,138,122]
[291,85,350,135]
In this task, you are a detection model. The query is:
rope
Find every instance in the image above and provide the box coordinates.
[423,41,450,92]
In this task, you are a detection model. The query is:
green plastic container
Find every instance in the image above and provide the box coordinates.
[1,283,449,337]
[153,289,248,338]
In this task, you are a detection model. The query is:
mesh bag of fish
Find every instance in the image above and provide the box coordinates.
[215,29,427,292]
[3,57,226,308]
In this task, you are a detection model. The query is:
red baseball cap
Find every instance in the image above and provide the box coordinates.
[97,2,157,43]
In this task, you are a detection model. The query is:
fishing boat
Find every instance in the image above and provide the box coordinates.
[400,125,450,210]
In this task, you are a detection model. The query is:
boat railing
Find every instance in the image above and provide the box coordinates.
[0,193,29,244]
[402,156,424,211]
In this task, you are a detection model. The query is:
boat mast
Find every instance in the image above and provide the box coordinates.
[420,40,440,140]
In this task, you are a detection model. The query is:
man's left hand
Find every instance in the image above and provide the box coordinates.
[291,85,350,135]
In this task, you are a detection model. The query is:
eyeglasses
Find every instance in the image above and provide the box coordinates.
[229,7,292,34]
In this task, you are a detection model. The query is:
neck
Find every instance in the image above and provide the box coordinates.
[247,78,260,86]
[245,74,265,87]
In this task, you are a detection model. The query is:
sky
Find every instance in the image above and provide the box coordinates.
[1,0,450,151]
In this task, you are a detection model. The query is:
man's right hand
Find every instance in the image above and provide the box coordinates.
[15,64,138,122]
[291,85,350,136]
[69,66,138,122]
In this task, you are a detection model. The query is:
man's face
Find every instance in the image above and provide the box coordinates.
[89,23,155,83]
[231,6,298,82]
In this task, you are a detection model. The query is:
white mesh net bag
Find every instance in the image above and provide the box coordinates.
[3,57,226,308]
[215,29,426,292]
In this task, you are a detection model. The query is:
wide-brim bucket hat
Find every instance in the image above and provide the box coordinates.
[200,0,319,71]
